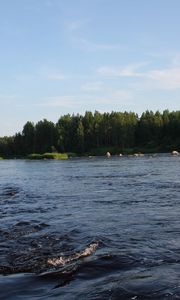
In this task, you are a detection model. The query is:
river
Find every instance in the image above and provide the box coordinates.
[0,154,180,299]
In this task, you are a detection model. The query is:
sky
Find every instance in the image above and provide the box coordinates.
[0,0,180,136]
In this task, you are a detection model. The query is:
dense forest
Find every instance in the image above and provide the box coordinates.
[1,110,180,157]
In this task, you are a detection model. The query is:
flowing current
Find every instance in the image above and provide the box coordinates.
[1,155,180,299]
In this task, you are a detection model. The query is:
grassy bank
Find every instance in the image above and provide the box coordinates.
[0,147,176,160]
[27,152,68,160]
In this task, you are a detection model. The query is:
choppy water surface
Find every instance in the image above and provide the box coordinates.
[1,155,180,299]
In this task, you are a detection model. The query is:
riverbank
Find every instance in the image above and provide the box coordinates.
[27,152,68,160]
[84,145,176,156]
[0,145,179,160]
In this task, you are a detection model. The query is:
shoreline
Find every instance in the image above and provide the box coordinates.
[0,150,178,160]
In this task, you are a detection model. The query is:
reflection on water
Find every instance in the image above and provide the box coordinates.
[0,155,180,299]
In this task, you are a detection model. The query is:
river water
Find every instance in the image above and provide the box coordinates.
[0,155,180,299]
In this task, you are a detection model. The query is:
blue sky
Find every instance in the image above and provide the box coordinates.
[0,0,180,135]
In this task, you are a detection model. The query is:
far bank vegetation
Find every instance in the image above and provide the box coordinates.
[0,110,180,158]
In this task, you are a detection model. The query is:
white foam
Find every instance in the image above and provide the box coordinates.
[47,242,99,267]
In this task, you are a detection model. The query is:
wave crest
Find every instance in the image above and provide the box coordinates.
[47,242,99,267]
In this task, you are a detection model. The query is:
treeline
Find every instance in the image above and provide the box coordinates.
[1,110,180,157]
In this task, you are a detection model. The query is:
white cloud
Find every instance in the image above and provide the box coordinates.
[171,54,180,67]
[15,66,67,82]
[111,89,133,100]
[39,95,105,108]
[97,62,149,77]
[97,89,134,107]
[65,17,125,52]
[45,0,58,7]
[130,66,180,91]
[71,37,125,52]
[15,74,36,82]
[41,96,79,108]
[45,73,66,80]
[98,60,180,90]
[22,88,133,110]
[16,96,78,109]
[65,19,89,32]
[148,67,180,90]
[38,67,67,81]
[89,89,134,111]
[81,81,104,92]
[0,95,18,103]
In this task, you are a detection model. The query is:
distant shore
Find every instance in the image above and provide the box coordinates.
[0,148,179,160]
[1,110,180,159]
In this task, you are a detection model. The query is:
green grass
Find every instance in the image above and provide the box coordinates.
[43,153,68,159]
[27,152,68,160]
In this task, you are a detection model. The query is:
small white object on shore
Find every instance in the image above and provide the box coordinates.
[172,150,179,156]
[106,152,111,158]
[134,153,144,157]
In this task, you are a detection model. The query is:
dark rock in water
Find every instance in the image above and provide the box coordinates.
[1,186,20,197]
